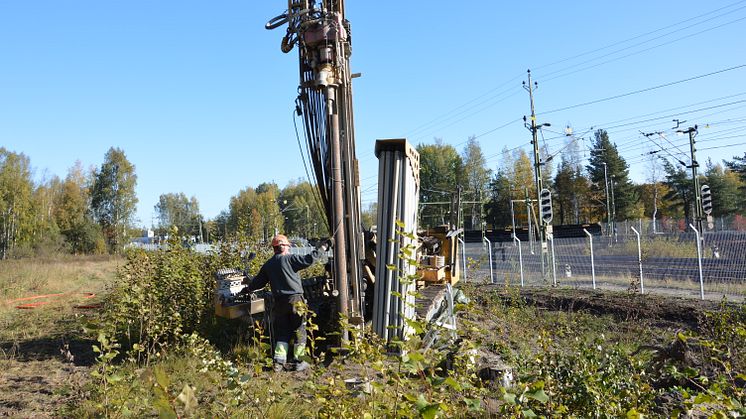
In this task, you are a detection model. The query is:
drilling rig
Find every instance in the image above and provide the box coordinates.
[266,0,364,342]
[214,1,463,345]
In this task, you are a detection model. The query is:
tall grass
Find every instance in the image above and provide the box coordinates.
[0,255,122,342]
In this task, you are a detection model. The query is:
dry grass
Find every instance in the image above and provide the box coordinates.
[0,255,122,417]
[0,255,122,343]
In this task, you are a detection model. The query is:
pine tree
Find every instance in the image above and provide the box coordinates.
[586,129,637,222]
[553,161,574,225]
[662,159,692,223]
[485,169,513,229]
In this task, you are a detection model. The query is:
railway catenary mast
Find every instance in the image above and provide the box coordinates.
[266,1,364,341]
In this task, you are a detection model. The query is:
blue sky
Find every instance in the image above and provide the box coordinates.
[2,1,745,226]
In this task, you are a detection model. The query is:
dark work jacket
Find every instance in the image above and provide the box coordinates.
[247,249,325,297]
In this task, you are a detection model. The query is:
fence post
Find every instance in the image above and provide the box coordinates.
[630,226,644,294]
[689,223,705,300]
[548,233,557,286]
[583,228,596,290]
[458,237,467,282]
[483,236,494,284]
[513,235,524,287]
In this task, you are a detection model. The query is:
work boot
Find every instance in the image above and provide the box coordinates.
[294,361,311,372]
[273,361,286,373]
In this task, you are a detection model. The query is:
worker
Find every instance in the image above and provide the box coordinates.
[244,234,331,372]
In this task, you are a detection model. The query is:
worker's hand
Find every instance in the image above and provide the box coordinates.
[316,237,334,252]
[242,274,253,285]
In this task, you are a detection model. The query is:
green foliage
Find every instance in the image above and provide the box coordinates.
[228,184,281,242]
[154,192,203,239]
[76,224,746,418]
[417,139,462,228]
[705,158,745,216]
[0,148,35,259]
[587,129,638,221]
[486,168,513,228]
[510,333,653,417]
[460,136,492,230]
[99,238,212,362]
[90,147,138,253]
[279,178,329,237]
[663,158,694,221]
[553,158,591,225]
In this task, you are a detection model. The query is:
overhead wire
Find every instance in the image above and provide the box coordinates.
[362,3,746,195]
[400,1,746,145]
[539,9,746,83]
[540,64,746,116]
[532,0,746,73]
[384,1,746,174]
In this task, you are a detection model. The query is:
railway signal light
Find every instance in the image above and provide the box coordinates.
[701,184,713,216]
[540,188,553,224]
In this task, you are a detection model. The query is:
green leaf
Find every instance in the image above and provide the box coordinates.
[154,398,177,419]
[405,319,425,335]
[443,377,462,391]
[404,393,419,403]
[526,389,549,403]
[522,409,537,418]
[420,403,441,419]
[415,394,428,409]
[502,392,517,405]
[463,397,482,411]
[107,373,123,383]
[177,384,198,412]
[154,366,170,389]
[626,408,642,419]
[407,351,425,363]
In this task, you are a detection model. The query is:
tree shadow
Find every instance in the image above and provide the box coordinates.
[0,336,96,367]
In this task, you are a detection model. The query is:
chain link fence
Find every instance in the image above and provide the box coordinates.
[465,219,746,302]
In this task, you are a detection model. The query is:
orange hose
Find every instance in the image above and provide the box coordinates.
[6,292,97,310]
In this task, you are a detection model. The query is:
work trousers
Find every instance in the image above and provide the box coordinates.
[272,294,307,363]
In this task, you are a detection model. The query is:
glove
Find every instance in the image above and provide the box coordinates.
[316,237,334,252]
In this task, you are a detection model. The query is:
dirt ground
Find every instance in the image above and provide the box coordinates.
[0,337,94,417]
[0,256,119,418]
[512,286,723,329]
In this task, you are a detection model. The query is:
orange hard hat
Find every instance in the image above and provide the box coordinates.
[271,234,291,247]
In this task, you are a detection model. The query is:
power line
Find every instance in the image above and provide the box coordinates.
[400,74,524,138]
[405,86,523,140]
[540,64,746,116]
[533,0,746,73]
[539,10,746,83]
[392,2,746,154]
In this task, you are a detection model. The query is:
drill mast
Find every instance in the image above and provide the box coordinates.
[267,1,364,330]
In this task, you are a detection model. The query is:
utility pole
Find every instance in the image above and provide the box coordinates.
[679,124,704,245]
[479,189,485,243]
[603,162,611,238]
[455,185,463,232]
[523,69,551,275]
[525,187,534,254]
[610,174,616,242]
